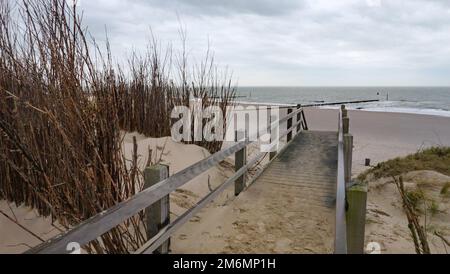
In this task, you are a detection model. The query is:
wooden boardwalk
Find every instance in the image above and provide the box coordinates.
[228,130,339,253]
[260,130,338,208]
[190,130,340,254]
[28,107,362,254]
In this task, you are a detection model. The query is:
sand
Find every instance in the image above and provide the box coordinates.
[0,201,64,253]
[304,108,450,175]
[2,109,450,254]
[364,170,450,254]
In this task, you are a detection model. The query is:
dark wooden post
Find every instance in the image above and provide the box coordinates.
[342,105,349,134]
[144,164,170,254]
[296,104,302,132]
[341,105,348,118]
[235,130,247,196]
[287,108,293,142]
[341,104,352,184]
[343,117,349,135]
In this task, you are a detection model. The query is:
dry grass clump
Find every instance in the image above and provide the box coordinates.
[359,147,450,182]
[441,182,450,197]
[0,0,234,253]
[405,189,426,212]
[393,176,431,254]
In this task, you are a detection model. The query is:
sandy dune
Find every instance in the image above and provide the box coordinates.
[365,170,450,254]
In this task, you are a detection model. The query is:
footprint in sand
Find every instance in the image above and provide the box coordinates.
[189,216,201,223]
[273,238,293,253]
[179,234,188,240]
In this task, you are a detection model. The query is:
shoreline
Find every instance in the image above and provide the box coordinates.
[236,99,450,118]
[319,106,450,118]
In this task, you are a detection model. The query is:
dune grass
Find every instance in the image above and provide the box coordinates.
[441,182,450,197]
[358,147,450,182]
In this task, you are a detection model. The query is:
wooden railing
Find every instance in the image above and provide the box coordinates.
[26,106,308,254]
[334,105,351,254]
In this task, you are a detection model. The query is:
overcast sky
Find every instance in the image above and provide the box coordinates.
[80,0,450,86]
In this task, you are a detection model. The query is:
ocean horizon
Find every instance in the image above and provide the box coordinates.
[236,86,450,117]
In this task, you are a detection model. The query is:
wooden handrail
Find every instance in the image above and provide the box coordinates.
[26,107,308,254]
[136,151,267,254]
[335,107,348,254]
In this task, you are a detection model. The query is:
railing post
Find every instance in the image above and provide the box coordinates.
[344,134,353,185]
[269,107,277,160]
[341,105,348,119]
[342,105,349,135]
[287,108,293,142]
[296,104,302,132]
[235,130,247,196]
[342,104,352,184]
[144,164,170,254]
[346,183,367,254]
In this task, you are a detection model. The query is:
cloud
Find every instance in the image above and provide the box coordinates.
[146,0,304,16]
[79,0,450,86]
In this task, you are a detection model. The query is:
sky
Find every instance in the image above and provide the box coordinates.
[78,0,450,86]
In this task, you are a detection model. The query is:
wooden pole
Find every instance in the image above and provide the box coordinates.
[144,164,170,254]
[342,105,349,135]
[301,110,309,131]
[343,117,349,135]
[235,130,247,196]
[269,108,277,160]
[342,105,348,119]
[346,183,367,254]
[344,134,353,184]
[287,108,293,142]
[296,104,302,132]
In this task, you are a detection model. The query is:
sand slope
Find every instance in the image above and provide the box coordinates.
[365,170,450,254]
[0,132,233,254]
[0,201,63,253]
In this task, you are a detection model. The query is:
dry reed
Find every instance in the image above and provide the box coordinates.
[0,0,235,253]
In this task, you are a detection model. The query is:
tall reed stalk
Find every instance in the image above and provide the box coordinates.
[0,0,235,253]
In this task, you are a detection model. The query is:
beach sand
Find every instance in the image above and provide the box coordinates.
[2,109,450,254]
[304,108,450,175]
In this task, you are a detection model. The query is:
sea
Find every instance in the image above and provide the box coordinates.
[236,87,450,117]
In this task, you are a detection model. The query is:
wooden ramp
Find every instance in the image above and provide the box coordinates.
[261,130,338,209]
[222,130,339,253]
